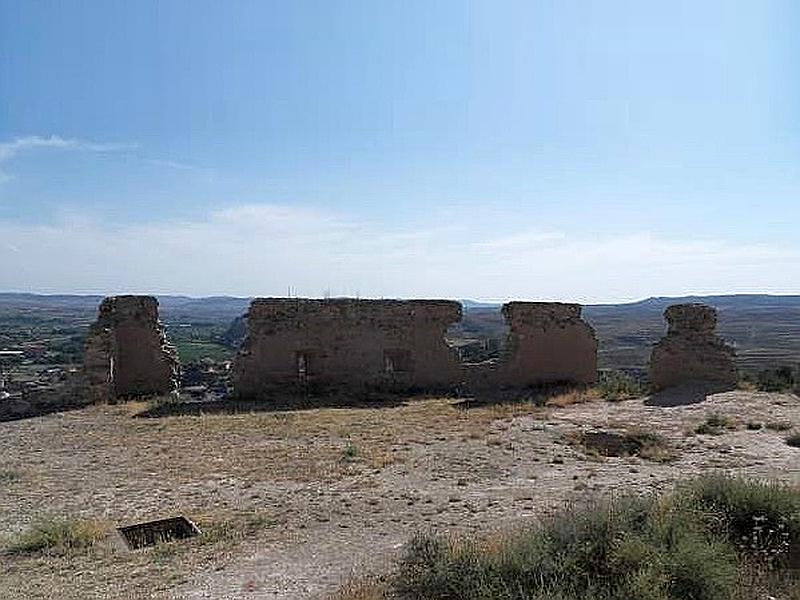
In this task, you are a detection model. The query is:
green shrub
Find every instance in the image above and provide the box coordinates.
[684,475,800,568]
[695,414,736,436]
[6,516,108,555]
[391,476,800,600]
[0,470,21,483]
[755,366,797,393]
[597,371,647,401]
[343,442,360,461]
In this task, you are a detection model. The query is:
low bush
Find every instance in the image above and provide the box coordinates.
[343,442,360,461]
[695,414,736,436]
[596,370,648,401]
[767,420,794,432]
[387,476,800,600]
[5,516,108,555]
[754,366,798,393]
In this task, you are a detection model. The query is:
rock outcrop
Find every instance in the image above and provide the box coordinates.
[84,296,179,402]
[232,298,462,399]
[498,302,598,386]
[649,303,736,390]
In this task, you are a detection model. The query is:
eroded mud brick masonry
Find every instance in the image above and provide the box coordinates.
[232,298,462,397]
[84,295,179,401]
[649,303,737,390]
[498,302,598,387]
[232,298,599,399]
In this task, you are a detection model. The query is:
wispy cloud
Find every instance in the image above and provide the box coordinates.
[0,203,797,302]
[144,158,215,178]
[473,230,566,251]
[0,135,134,181]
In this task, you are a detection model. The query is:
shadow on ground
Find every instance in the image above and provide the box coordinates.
[644,383,734,407]
[0,397,93,423]
[134,393,412,418]
[453,382,583,409]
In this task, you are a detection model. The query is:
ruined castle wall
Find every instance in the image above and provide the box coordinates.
[232,299,462,398]
[649,303,737,390]
[497,302,598,387]
[84,296,179,402]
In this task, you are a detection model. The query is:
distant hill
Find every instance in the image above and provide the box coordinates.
[1,293,798,372]
[0,293,252,324]
[459,294,800,373]
[584,294,800,372]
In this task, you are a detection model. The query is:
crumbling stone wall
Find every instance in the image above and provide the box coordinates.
[84,296,179,402]
[232,298,462,398]
[496,302,598,387]
[649,303,736,390]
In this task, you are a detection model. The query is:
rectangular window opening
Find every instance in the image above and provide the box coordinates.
[384,349,413,374]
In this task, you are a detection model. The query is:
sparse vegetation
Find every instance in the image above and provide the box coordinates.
[0,469,21,483]
[696,413,737,436]
[330,576,389,600]
[385,476,800,600]
[596,370,648,401]
[767,420,794,432]
[577,429,676,463]
[343,441,360,461]
[5,516,108,555]
[753,366,799,393]
[199,512,277,545]
[3,391,799,600]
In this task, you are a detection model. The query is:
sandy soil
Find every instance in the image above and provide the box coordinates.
[0,390,798,599]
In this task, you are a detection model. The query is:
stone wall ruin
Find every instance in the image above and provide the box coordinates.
[649,303,737,390]
[232,298,599,399]
[232,299,463,397]
[498,302,598,387]
[84,295,179,402]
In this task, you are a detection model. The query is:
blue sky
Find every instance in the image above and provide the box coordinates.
[1,1,798,301]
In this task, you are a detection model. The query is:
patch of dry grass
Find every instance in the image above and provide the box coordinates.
[546,387,602,407]
[695,413,738,436]
[329,576,389,600]
[0,396,546,599]
[4,516,110,555]
[766,420,794,432]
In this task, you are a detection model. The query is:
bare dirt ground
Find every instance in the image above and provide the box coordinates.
[1,390,798,600]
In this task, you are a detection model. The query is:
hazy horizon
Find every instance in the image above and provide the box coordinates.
[3,289,800,308]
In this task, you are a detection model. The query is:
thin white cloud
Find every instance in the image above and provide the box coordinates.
[0,204,797,303]
[144,158,216,180]
[0,135,132,161]
[0,135,134,181]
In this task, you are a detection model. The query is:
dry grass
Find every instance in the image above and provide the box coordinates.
[695,413,738,435]
[0,396,544,600]
[4,516,110,555]
[766,420,794,432]
[329,576,389,600]
[3,389,798,600]
[545,387,602,408]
